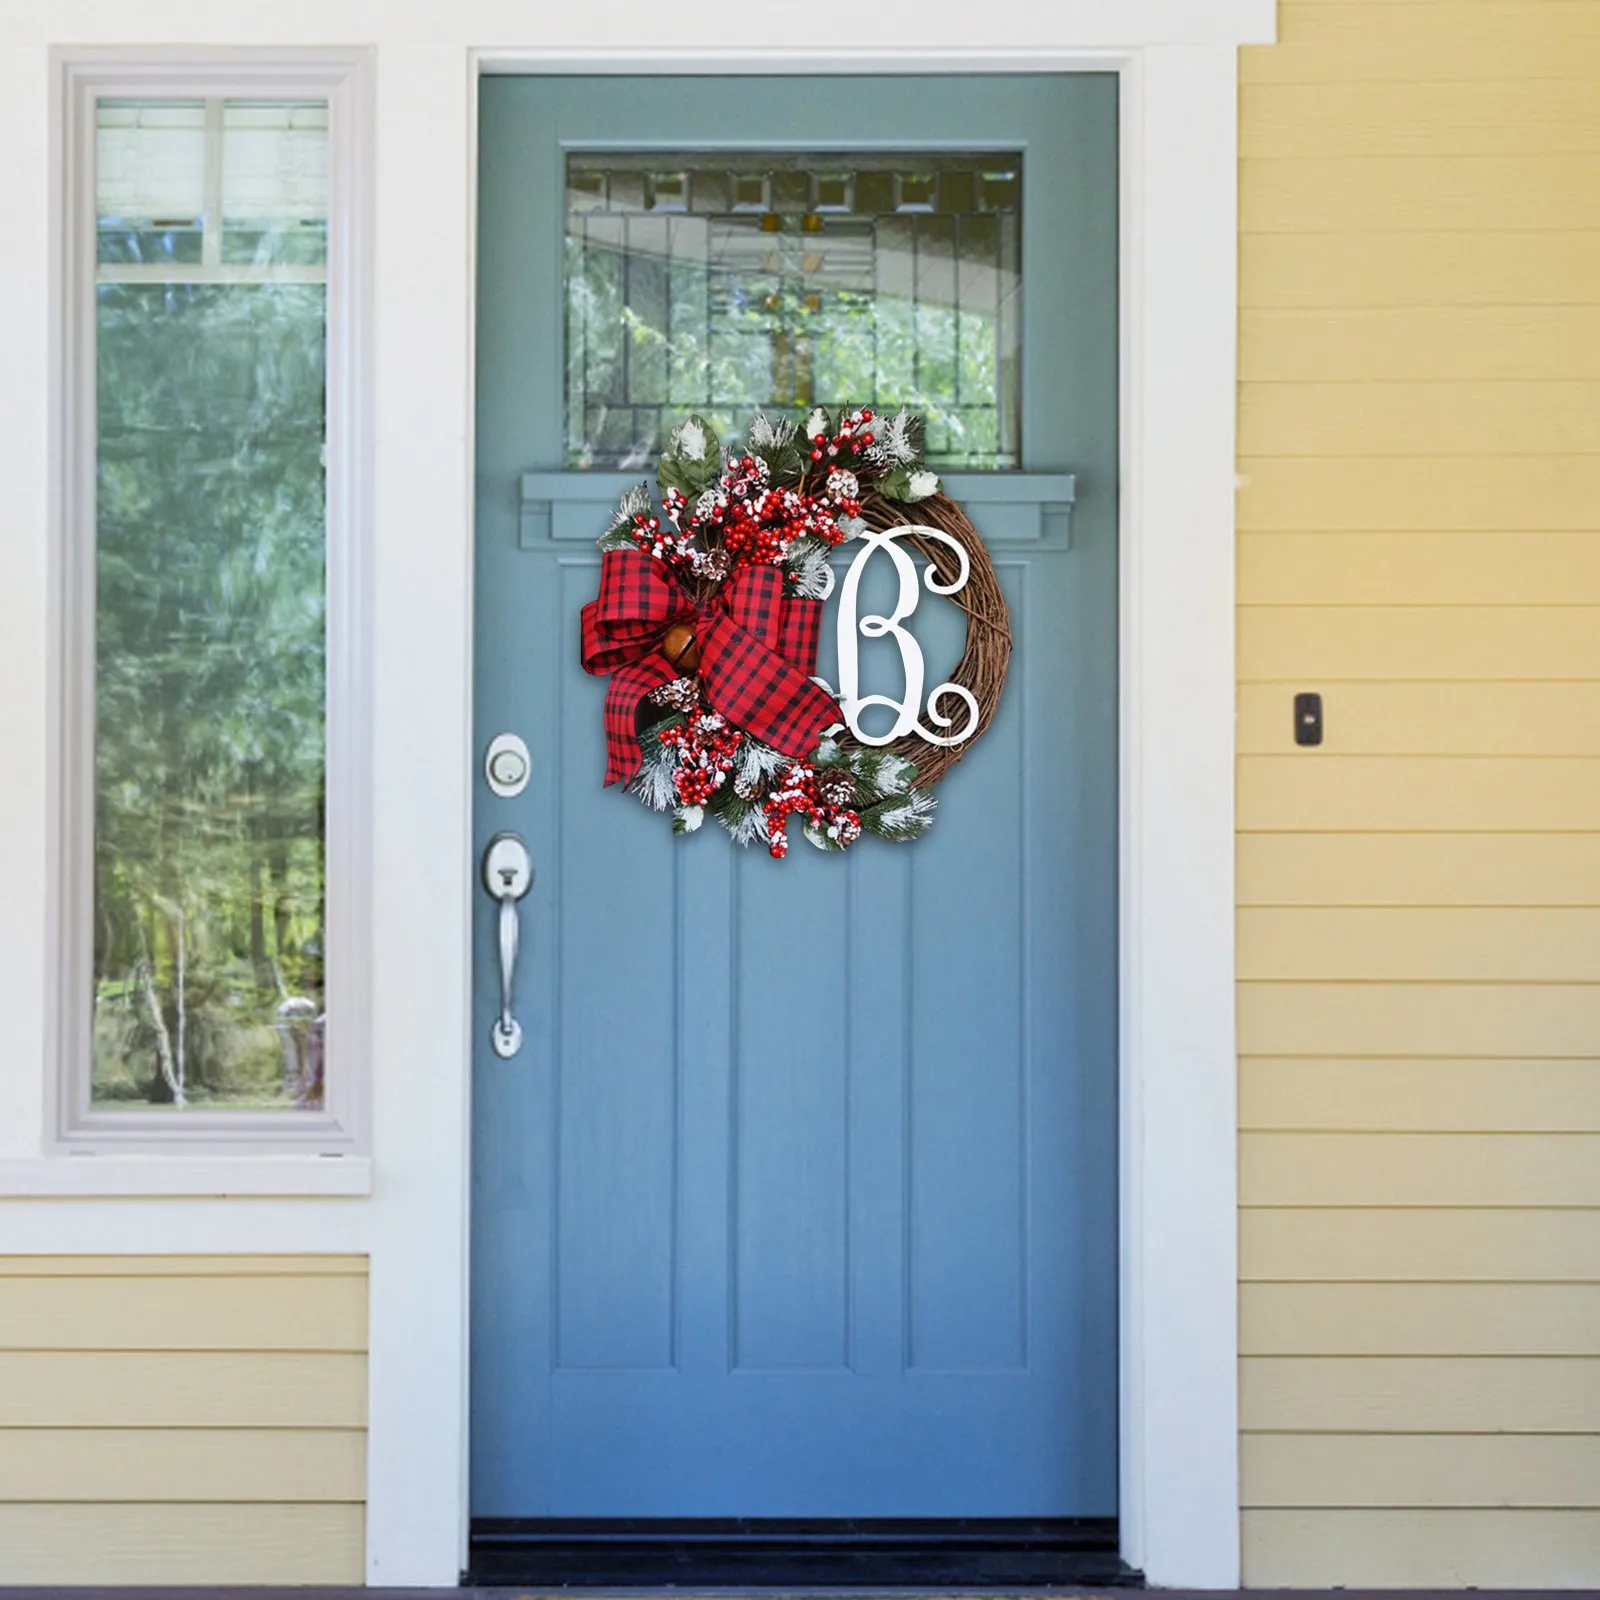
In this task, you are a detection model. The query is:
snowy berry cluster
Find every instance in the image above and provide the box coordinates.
[656,708,744,807]
[659,451,858,574]
[762,761,863,860]
[623,500,697,569]
[806,405,877,477]
[604,407,941,588]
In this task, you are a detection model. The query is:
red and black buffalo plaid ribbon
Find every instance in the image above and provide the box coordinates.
[581,549,838,786]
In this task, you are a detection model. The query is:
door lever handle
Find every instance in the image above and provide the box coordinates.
[482,833,534,1058]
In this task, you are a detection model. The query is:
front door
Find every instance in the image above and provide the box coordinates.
[471,74,1119,1532]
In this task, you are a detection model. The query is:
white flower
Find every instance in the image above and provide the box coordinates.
[672,417,707,461]
[907,469,941,501]
[805,406,830,441]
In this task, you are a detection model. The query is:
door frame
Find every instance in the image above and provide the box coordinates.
[460,44,1243,1587]
[0,8,1265,1591]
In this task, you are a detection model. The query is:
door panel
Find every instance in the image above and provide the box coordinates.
[473,74,1118,1520]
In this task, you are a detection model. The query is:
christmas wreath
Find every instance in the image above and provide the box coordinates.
[579,408,1012,859]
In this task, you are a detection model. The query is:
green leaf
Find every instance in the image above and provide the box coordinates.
[875,466,914,502]
[802,821,850,852]
[658,414,723,499]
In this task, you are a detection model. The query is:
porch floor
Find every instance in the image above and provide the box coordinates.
[0,1589,1592,1598]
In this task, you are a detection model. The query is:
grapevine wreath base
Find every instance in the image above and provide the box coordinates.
[579,409,1013,859]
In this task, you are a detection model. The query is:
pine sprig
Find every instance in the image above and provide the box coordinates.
[746,412,805,485]
[860,790,937,842]
[599,482,655,550]
[849,748,918,797]
[781,533,836,598]
[631,713,687,812]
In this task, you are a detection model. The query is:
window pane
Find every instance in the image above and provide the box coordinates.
[564,152,1023,470]
[221,101,329,266]
[96,100,207,265]
[92,99,329,1111]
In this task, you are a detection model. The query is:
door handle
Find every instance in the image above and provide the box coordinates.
[482,832,534,1058]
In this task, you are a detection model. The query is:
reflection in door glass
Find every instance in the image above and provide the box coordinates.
[565,152,1021,470]
[92,100,329,1111]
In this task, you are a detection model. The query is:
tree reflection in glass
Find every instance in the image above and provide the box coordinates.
[564,153,1022,472]
[92,101,329,1109]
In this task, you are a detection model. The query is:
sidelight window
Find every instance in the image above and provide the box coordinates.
[54,60,370,1148]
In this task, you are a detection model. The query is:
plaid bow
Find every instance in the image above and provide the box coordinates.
[581,549,839,787]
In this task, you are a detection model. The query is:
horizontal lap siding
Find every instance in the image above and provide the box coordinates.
[0,1256,368,1584]
[1239,1,1600,1588]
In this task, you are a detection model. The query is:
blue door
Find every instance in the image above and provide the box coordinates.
[472,75,1119,1521]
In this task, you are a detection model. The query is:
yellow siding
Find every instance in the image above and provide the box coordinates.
[0,1256,367,1585]
[1241,1511,1600,1589]
[1239,0,1600,1586]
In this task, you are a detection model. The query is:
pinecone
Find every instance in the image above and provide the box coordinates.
[647,676,701,712]
[694,546,732,583]
[815,767,857,808]
[733,770,762,801]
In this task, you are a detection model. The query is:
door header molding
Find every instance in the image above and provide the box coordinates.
[471,3,1275,61]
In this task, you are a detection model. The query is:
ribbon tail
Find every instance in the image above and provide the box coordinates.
[775,595,824,675]
[699,616,840,764]
[602,656,677,787]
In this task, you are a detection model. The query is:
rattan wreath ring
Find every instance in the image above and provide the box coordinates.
[834,489,1014,789]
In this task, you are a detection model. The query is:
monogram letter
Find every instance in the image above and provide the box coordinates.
[834,526,980,749]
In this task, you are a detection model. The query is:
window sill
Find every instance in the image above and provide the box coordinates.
[0,1155,373,1197]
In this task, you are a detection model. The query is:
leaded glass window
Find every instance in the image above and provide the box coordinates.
[564,152,1022,471]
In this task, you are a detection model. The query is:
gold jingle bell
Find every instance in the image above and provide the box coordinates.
[661,621,701,674]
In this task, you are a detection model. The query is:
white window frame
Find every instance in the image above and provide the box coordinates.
[47,52,373,1154]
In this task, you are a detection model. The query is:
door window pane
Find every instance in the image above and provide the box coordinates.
[92,99,329,1111]
[564,152,1022,470]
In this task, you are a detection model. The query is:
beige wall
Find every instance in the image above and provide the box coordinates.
[0,1255,366,1583]
[1238,0,1600,1586]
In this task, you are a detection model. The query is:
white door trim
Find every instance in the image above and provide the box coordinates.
[457,42,1245,1588]
[0,8,1264,1589]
